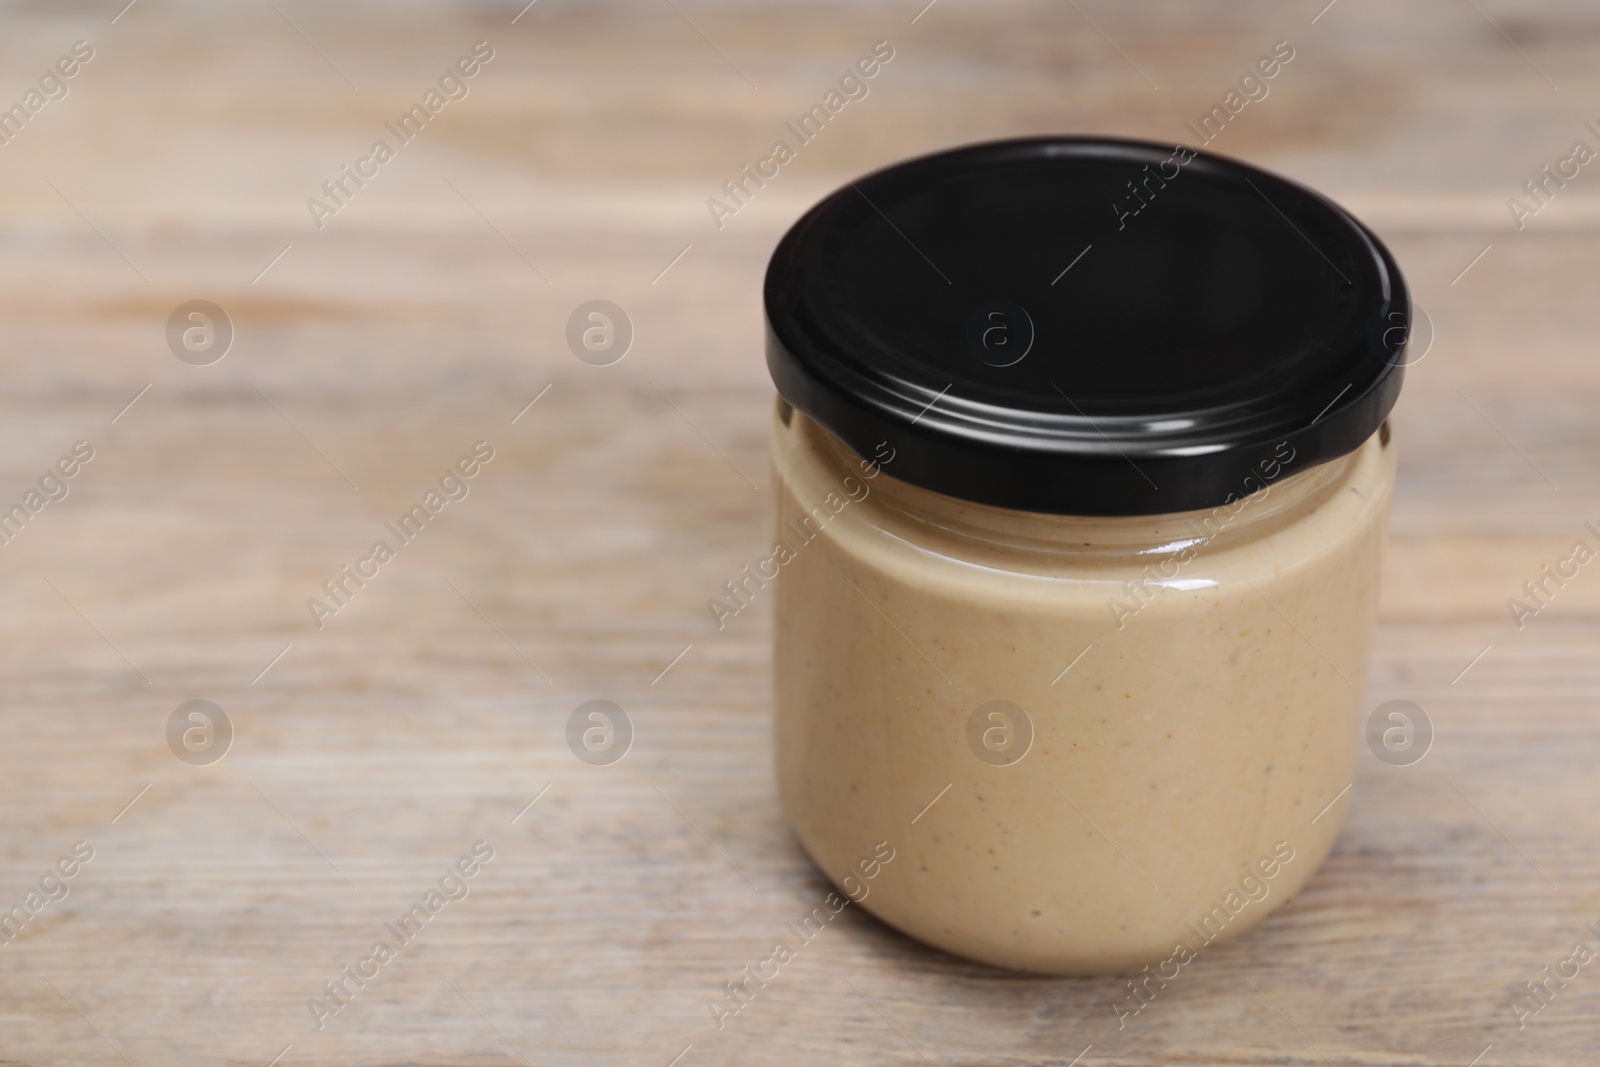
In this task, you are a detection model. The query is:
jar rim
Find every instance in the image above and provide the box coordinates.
[788,406,1362,565]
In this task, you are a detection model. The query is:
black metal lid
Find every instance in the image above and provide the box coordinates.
[763,136,1409,516]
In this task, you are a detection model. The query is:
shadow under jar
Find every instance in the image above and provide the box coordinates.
[762,137,1409,975]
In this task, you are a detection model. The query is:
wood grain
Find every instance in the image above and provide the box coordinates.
[0,0,1598,1064]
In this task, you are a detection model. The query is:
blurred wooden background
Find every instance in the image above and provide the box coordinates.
[0,0,1598,1064]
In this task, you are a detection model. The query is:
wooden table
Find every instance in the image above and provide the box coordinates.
[1,0,1597,1063]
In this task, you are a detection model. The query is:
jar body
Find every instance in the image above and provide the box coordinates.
[771,405,1395,975]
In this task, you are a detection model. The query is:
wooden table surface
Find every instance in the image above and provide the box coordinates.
[2,0,1598,1064]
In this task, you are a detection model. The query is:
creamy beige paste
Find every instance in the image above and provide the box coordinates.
[772,404,1395,974]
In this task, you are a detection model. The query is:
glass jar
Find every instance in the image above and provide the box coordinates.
[763,137,1409,974]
